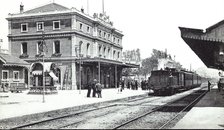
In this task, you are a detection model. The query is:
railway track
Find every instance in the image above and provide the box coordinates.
[113,88,207,129]
[6,86,207,129]
[9,94,155,129]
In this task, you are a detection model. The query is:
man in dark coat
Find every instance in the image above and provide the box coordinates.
[86,82,92,97]
[92,79,97,97]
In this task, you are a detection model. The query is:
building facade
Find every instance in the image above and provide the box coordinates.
[7,2,137,90]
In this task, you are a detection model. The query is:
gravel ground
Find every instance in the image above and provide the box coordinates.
[0,86,205,129]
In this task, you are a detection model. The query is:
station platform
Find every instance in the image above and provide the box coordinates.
[0,88,148,120]
[173,85,224,129]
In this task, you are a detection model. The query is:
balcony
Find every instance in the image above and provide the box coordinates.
[35,53,44,58]
[52,53,62,57]
[19,53,29,58]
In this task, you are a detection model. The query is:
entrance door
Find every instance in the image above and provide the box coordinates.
[35,77,38,86]
[35,76,43,86]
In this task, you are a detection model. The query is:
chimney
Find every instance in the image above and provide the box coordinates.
[20,3,24,13]
[81,7,84,13]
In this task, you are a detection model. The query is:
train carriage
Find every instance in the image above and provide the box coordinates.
[149,68,202,96]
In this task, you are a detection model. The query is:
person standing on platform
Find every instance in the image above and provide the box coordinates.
[127,81,130,89]
[92,79,97,97]
[86,82,92,97]
[135,80,138,90]
[208,80,211,92]
[96,82,102,98]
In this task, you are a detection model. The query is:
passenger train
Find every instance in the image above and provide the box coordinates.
[148,68,202,95]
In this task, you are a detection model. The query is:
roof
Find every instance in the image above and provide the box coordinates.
[206,19,224,32]
[23,3,69,14]
[79,57,139,68]
[7,3,123,36]
[0,53,30,67]
[179,27,224,70]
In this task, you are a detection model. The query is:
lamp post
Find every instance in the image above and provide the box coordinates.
[79,53,82,94]
[42,31,45,103]
[75,44,82,94]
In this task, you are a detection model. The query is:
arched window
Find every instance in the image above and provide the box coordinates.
[103,47,106,58]
[113,50,116,59]
[108,48,110,58]
[79,41,83,55]
[87,43,90,56]
[98,45,102,57]
[117,52,120,59]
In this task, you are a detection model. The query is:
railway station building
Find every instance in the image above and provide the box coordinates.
[6,2,138,90]
[179,20,224,71]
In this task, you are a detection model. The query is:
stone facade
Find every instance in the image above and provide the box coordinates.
[7,2,127,90]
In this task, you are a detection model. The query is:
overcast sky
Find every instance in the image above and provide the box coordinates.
[1,0,224,70]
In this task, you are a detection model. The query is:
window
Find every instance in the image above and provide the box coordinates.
[103,47,106,58]
[99,30,102,37]
[117,52,120,59]
[113,50,116,59]
[104,32,106,38]
[98,46,102,56]
[53,41,60,54]
[108,34,110,40]
[113,37,116,43]
[13,71,19,81]
[21,42,27,54]
[37,22,44,31]
[118,39,120,44]
[53,21,60,30]
[21,23,28,32]
[87,26,90,33]
[79,41,83,55]
[37,41,43,54]
[80,23,83,31]
[2,70,9,80]
[87,43,90,56]
[108,48,110,58]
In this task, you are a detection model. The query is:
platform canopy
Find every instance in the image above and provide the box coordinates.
[179,27,224,70]
[78,57,139,68]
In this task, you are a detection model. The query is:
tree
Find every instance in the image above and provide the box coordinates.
[140,57,158,78]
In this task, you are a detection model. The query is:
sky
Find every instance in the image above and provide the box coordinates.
[1,0,224,70]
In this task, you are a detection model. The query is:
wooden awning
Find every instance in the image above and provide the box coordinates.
[179,27,224,70]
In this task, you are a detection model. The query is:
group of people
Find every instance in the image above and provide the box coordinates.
[141,80,149,90]
[126,80,139,90]
[87,79,102,98]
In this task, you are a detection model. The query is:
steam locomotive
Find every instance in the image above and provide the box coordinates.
[148,68,202,95]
